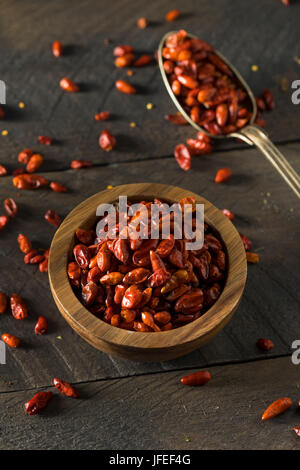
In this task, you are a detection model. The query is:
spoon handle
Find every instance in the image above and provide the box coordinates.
[236,125,300,198]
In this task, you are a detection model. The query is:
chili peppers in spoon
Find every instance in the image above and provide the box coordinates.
[158,30,300,198]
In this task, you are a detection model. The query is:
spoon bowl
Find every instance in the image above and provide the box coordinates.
[158,30,300,198]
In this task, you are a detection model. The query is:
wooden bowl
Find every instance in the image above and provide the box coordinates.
[49,183,247,362]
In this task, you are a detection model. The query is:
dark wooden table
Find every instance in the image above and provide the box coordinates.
[0,0,299,450]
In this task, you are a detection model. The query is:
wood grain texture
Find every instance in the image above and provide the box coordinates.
[0,143,299,391]
[49,183,247,361]
[0,356,299,450]
[0,0,299,172]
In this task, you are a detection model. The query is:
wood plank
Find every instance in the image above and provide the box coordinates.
[0,356,299,450]
[0,0,299,171]
[0,143,299,392]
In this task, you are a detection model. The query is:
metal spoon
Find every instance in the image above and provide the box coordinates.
[158,31,300,198]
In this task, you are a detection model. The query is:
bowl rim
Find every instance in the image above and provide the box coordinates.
[49,183,247,351]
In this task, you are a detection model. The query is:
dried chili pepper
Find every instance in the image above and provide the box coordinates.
[0,215,9,230]
[115,80,137,94]
[99,129,116,151]
[3,198,18,217]
[52,40,63,57]
[174,144,191,171]
[222,209,235,221]
[2,333,20,348]
[71,160,93,169]
[133,54,152,67]
[181,371,211,386]
[137,17,148,29]
[17,234,32,253]
[0,164,7,176]
[257,338,274,351]
[26,153,43,173]
[53,377,79,398]
[215,168,232,183]
[262,397,292,421]
[13,174,48,189]
[50,181,67,193]
[240,233,252,251]
[165,9,180,21]
[246,252,259,263]
[10,293,28,320]
[94,111,110,121]
[44,209,61,227]
[0,292,7,313]
[38,135,52,146]
[18,148,33,164]
[113,45,134,57]
[35,316,48,335]
[60,77,79,92]
[24,391,52,415]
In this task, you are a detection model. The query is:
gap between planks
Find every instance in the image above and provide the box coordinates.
[0,351,291,396]
[1,140,300,177]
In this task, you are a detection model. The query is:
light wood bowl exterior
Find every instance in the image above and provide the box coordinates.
[49,183,247,361]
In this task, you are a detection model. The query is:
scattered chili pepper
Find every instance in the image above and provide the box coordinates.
[99,129,116,151]
[13,174,49,190]
[222,209,235,221]
[10,293,28,320]
[262,89,275,110]
[18,148,33,164]
[59,77,79,92]
[113,45,133,57]
[0,164,7,176]
[52,40,63,57]
[24,250,38,264]
[35,316,48,335]
[0,292,7,313]
[53,377,79,398]
[262,397,292,421]
[165,114,187,125]
[0,215,9,231]
[215,168,232,183]
[24,391,52,415]
[115,80,137,94]
[181,371,211,386]
[94,111,110,121]
[71,160,93,169]
[165,9,180,21]
[174,144,191,171]
[17,234,32,253]
[239,233,252,251]
[38,135,52,146]
[133,54,152,67]
[115,53,134,68]
[39,257,49,273]
[0,106,5,119]
[50,181,67,193]
[4,198,18,217]
[246,252,259,263]
[293,427,300,436]
[44,209,61,227]
[26,153,43,173]
[257,338,274,351]
[137,17,148,29]
[2,333,20,348]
